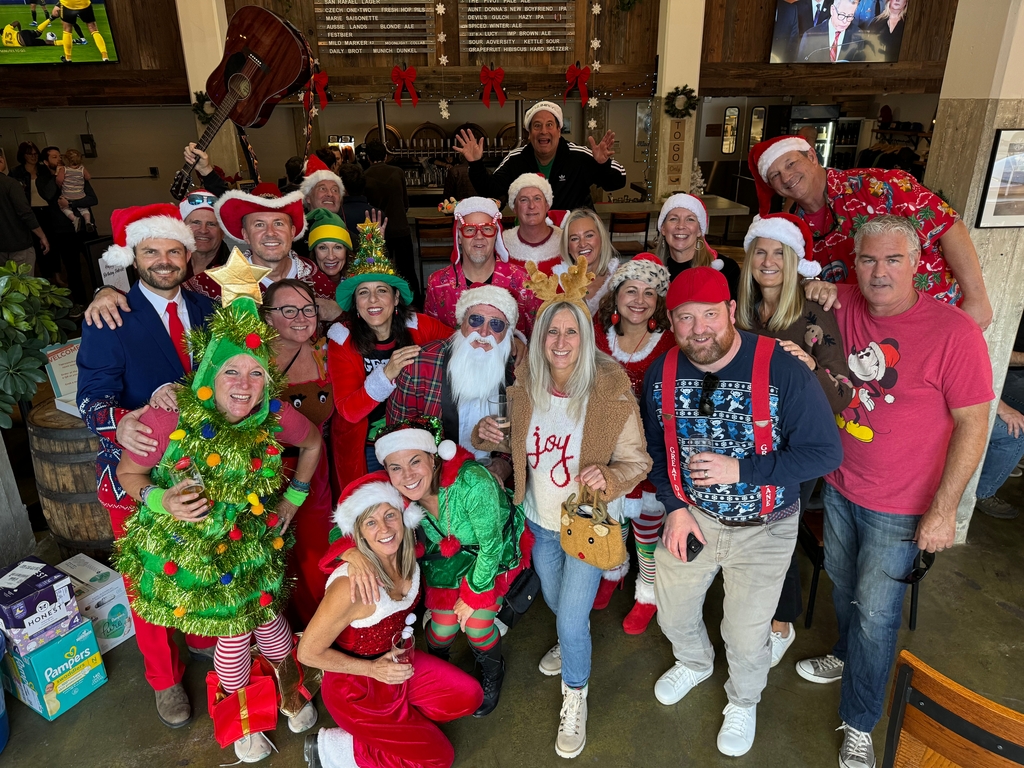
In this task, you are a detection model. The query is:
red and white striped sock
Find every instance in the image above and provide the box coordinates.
[253,613,294,664]
[215,632,255,695]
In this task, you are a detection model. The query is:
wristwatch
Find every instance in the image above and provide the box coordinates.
[140,485,157,505]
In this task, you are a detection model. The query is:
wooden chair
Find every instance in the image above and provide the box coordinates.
[882,650,1024,767]
[608,211,651,256]
[415,216,455,289]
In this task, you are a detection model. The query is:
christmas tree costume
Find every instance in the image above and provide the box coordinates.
[114,254,319,758]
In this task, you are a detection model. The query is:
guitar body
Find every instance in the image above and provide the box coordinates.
[206,6,310,128]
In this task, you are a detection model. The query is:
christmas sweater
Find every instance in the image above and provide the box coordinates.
[425,261,542,338]
[502,225,563,275]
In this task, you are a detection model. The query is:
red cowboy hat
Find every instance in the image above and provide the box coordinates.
[214,184,307,241]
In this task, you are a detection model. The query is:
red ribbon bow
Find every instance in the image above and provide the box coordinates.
[391,65,419,107]
[480,65,506,108]
[303,71,329,114]
[563,64,591,108]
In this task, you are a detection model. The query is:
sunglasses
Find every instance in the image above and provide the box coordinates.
[266,305,318,319]
[459,224,498,238]
[468,314,507,334]
[886,545,935,585]
[186,192,216,206]
[698,372,720,416]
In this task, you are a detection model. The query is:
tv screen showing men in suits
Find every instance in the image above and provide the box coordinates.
[770,0,909,63]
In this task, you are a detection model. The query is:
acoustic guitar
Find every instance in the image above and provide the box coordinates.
[169,6,311,201]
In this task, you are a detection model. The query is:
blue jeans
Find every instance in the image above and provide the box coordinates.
[976,415,1024,499]
[527,519,603,689]
[1001,368,1024,414]
[823,483,920,733]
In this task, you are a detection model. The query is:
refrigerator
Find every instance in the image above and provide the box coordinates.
[789,105,841,168]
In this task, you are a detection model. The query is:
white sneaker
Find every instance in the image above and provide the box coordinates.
[717,703,757,756]
[555,682,588,758]
[770,623,796,668]
[288,701,318,733]
[654,661,712,705]
[796,654,845,684]
[233,732,275,763]
[539,643,562,676]
[838,722,876,768]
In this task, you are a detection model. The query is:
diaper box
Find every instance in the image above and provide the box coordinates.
[0,557,82,656]
[57,555,135,654]
[1,620,107,721]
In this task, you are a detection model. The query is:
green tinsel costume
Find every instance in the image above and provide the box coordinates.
[115,288,296,638]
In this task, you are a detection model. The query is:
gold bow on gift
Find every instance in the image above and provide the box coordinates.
[525,256,595,320]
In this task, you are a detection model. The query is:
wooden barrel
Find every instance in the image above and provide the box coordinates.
[26,400,113,562]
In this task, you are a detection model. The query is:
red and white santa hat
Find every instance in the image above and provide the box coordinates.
[743,213,821,278]
[455,285,519,330]
[333,473,424,536]
[608,252,671,297]
[658,193,708,235]
[524,100,563,130]
[101,204,196,268]
[299,154,345,199]
[374,423,457,466]
[747,135,813,216]
[451,196,511,264]
[508,173,553,209]
[215,183,307,242]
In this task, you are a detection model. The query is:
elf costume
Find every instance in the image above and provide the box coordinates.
[115,258,320,761]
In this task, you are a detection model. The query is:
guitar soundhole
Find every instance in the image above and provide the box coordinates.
[228,73,252,100]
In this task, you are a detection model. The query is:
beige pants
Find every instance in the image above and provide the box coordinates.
[0,247,36,272]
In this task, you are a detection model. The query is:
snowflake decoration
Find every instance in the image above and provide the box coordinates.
[310,106,320,118]
[590,38,601,50]
[435,2,445,14]
[439,99,450,119]
[588,97,599,108]
[588,118,597,130]
[437,31,446,43]
[591,2,601,13]
[592,60,602,72]
[439,54,449,66]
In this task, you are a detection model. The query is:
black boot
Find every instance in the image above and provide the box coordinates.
[426,642,451,662]
[472,639,505,717]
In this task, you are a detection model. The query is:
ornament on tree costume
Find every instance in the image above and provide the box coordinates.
[335,218,415,311]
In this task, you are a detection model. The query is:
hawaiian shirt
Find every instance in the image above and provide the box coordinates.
[796,168,962,304]
[424,260,541,337]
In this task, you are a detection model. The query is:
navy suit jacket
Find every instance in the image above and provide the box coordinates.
[798,20,868,62]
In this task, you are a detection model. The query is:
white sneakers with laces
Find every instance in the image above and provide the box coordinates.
[770,623,796,667]
[838,722,876,768]
[717,703,757,756]
[555,682,588,758]
[539,643,562,676]
[654,661,713,705]
[288,701,319,733]
[233,731,275,763]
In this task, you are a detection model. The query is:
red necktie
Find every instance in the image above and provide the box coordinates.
[166,302,191,373]
[830,31,841,62]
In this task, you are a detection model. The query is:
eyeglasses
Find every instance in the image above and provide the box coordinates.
[698,372,720,416]
[467,314,508,334]
[266,305,318,319]
[186,192,216,206]
[886,545,935,585]
[834,10,855,21]
[459,224,498,238]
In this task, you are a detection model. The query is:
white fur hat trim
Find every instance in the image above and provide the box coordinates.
[453,197,511,263]
[755,137,812,181]
[658,194,708,235]
[508,173,553,208]
[333,481,421,535]
[743,215,806,259]
[374,428,457,465]
[300,169,345,199]
[524,101,563,129]
[455,285,519,330]
[101,216,196,268]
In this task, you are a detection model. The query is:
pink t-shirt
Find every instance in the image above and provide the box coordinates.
[826,285,993,515]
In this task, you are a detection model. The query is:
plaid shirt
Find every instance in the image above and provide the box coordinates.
[386,337,451,426]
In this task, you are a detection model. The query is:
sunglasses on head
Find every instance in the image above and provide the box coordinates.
[266,305,318,319]
[186,192,216,206]
[459,224,498,238]
[467,314,507,334]
[698,372,720,416]
[886,545,935,585]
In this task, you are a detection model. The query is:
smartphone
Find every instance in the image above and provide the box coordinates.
[686,532,703,562]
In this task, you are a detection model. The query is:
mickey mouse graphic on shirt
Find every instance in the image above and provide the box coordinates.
[836,338,901,443]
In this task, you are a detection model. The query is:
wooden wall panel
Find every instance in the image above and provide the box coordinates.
[699,0,959,96]
[0,0,189,108]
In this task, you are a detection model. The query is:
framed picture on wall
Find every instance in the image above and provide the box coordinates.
[976,129,1024,228]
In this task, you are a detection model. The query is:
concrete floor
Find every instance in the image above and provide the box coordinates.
[4,479,1023,768]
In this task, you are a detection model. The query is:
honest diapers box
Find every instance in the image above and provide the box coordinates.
[1,620,107,721]
[0,557,83,656]
[57,555,135,654]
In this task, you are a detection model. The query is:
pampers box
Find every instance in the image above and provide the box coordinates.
[57,554,135,654]
[0,557,82,656]
[1,620,107,721]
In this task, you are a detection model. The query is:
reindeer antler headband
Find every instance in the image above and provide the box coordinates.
[525,256,595,320]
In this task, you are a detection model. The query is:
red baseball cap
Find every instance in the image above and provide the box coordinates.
[666,266,730,312]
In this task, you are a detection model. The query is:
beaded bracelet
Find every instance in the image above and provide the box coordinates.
[289,479,311,493]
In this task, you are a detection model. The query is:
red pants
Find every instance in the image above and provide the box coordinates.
[321,652,483,768]
[284,449,333,629]
[105,497,215,691]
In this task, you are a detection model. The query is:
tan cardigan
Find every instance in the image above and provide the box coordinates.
[473,359,652,506]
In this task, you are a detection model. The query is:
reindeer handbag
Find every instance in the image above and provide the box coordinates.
[559,485,628,571]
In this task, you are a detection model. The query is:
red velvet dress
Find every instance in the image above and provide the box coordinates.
[318,564,483,768]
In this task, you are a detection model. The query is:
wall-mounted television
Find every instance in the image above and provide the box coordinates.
[1,0,118,64]
[770,0,908,64]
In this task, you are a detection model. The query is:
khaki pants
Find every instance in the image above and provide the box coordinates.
[654,512,797,707]
[0,246,36,272]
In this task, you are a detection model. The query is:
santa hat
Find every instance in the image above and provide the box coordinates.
[747,136,813,216]
[101,204,196,268]
[215,184,307,242]
[869,341,900,377]
[333,473,423,536]
[299,154,345,199]
[451,196,511,264]
[508,173,553,209]
[743,213,821,278]
[524,100,563,130]
[178,189,217,221]
[607,253,671,297]
[658,193,708,235]
[374,417,457,466]
[455,285,519,330]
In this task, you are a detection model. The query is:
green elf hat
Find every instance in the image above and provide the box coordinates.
[335,217,413,312]
[189,249,281,429]
[306,207,352,252]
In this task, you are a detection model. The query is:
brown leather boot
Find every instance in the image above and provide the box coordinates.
[154,683,192,728]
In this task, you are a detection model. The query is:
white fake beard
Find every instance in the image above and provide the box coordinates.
[448,329,513,404]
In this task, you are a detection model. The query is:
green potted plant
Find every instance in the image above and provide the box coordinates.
[0,261,75,428]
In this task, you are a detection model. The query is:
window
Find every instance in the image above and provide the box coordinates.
[722,107,740,154]
[748,107,766,152]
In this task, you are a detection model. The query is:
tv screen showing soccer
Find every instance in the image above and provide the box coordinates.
[1,0,118,64]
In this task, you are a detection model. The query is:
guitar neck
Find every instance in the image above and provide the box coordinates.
[183,94,240,175]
